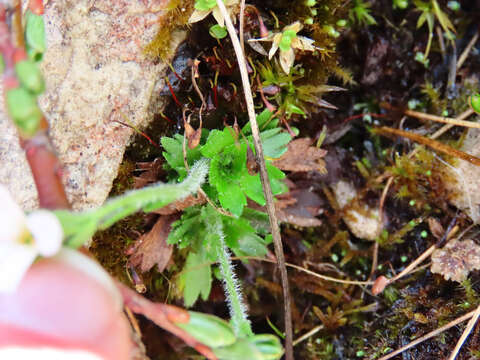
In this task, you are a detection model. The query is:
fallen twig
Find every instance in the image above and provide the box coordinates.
[375,126,480,167]
[215,1,294,358]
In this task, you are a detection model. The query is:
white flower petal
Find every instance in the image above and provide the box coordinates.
[0,185,27,243]
[188,9,211,24]
[54,248,122,311]
[293,36,316,51]
[268,34,281,59]
[280,48,295,74]
[26,210,63,257]
[212,7,225,27]
[0,243,37,294]
[284,21,303,33]
[0,347,103,360]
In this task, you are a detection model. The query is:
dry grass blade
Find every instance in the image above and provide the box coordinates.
[378,310,476,360]
[236,256,373,286]
[404,108,480,129]
[375,126,480,167]
[215,1,293,358]
[457,30,479,70]
[448,304,480,360]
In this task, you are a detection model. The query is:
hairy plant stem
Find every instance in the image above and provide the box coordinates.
[207,208,252,337]
[57,158,209,248]
[215,1,293,358]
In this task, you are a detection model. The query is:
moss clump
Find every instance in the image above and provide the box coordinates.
[144,0,195,60]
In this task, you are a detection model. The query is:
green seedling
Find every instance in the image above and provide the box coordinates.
[349,0,377,26]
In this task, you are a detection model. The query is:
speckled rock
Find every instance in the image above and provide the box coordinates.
[0,0,185,210]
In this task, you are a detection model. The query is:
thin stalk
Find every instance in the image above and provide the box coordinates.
[215,1,293,357]
[208,209,252,337]
[378,310,476,360]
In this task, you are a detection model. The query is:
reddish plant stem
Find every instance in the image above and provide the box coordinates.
[165,77,183,108]
[0,4,70,210]
[118,283,218,360]
[23,134,70,209]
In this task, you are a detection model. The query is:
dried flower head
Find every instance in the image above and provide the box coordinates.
[249,21,318,74]
[431,239,480,282]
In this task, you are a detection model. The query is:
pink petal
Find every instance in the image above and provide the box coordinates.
[0,258,132,360]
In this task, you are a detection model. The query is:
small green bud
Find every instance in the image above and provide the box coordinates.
[209,24,228,39]
[408,99,419,109]
[176,311,236,348]
[279,30,296,51]
[304,17,314,25]
[15,60,45,94]
[469,93,480,114]
[393,0,408,9]
[249,335,284,360]
[336,19,347,27]
[420,230,428,238]
[305,0,316,6]
[25,10,46,62]
[5,87,42,136]
[310,8,318,16]
[323,25,340,38]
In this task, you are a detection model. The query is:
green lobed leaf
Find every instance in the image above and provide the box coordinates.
[201,128,236,158]
[223,217,268,257]
[258,128,292,159]
[161,133,206,180]
[180,251,212,307]
[209,144,248,216]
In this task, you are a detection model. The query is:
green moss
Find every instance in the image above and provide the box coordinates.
[144,0,195,60]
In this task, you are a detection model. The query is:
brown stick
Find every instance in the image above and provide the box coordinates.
[375,126,480,167]
[214,1,294,358]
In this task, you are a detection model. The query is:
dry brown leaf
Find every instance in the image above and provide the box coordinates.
[134,159,164,189]
[130,215,178,273]
[250,185,323,227]
[431,239,480,282]
[273,138,327,173]
[153,193,206,215]
[275,188,323,227]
